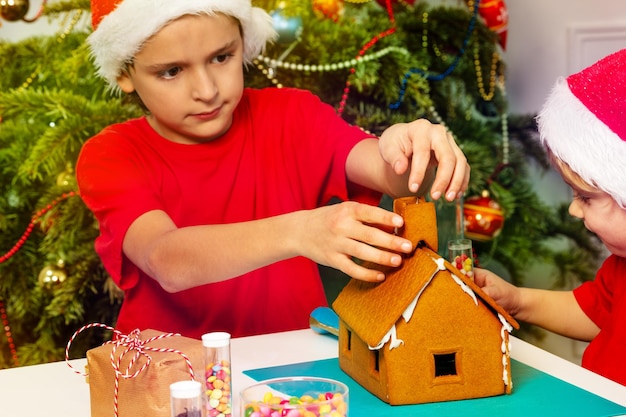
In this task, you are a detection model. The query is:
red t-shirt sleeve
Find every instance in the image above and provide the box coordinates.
[76,119,161,288]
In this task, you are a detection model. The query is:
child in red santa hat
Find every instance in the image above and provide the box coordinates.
[475,48,626,386]
[77,0,469,339]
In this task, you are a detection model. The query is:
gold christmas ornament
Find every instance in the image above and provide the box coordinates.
[38,259,68,289]
[0,0,29,21]
[1,0,47,23]
[56,162,76,189]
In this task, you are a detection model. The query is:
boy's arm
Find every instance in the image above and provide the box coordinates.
[475,268,600,341]
[516,288,600,341]
[123,119,470,290]
[123,202,415,291]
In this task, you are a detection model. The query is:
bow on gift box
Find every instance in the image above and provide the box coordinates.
[66,323,196,417]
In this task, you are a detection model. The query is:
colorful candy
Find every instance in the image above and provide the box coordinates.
[205,359,232,417]
[243,392,347,417]
[453,254,474,278]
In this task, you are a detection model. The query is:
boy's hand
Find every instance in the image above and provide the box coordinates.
[474,268,522,316]
[295,201,413,282]
[379,119,470,201]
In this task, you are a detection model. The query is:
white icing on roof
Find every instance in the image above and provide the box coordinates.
[368,254,514,382]
[451,274,478,305]
[369,325,404,351]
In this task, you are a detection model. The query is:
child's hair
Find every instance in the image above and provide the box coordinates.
[87,0,277,91]
[545,147,597,194]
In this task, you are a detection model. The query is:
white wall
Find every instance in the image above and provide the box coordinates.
[505,0,626,114]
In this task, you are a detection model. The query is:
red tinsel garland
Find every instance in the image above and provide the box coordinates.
[0,190,78,366]
[337,0,397,114]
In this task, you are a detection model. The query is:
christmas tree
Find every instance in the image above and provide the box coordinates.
[0,0,601,367]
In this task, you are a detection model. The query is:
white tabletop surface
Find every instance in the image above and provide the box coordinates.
[0,329,625,416]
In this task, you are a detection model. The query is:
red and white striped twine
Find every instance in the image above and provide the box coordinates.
[66,323,196,417]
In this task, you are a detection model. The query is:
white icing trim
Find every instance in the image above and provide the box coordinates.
[498,313,514,333]
[502,354,509,386]
[435,257,446,271]
[450,274,478,305]
[436,255,478,305]
[498,313,514,387]
[369,257,443,351]
[402,295,418,323]
[368,325,404,350]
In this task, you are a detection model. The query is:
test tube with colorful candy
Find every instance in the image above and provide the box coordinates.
[202,332,232,417]
[448,238,474,280]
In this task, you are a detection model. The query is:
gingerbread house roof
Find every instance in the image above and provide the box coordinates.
[333,198,519,349]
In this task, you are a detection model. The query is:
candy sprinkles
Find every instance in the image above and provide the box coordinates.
[453,253,474,278]
[243,391,348,417]
[205,358,232,416]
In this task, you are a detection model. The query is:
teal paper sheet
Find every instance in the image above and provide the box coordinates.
[244,358,626,416]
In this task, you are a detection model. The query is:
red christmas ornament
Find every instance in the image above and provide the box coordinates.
[477,0,508,50]
[463,190,504,241]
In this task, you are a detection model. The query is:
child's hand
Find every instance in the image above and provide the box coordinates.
[295,201,413,282]
[474,268,522,316]
[379,119,469,201]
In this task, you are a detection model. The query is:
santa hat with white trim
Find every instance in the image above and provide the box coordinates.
[87,0,277,89]
[537,48,626,207]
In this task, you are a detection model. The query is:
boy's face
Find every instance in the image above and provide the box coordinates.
[117,13,244,144]
[567,182,626,257]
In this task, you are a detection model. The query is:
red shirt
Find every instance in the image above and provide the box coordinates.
[77,88,379,339]
[574,254,626,385]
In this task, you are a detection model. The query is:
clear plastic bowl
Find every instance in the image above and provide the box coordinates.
[240,376,349,417]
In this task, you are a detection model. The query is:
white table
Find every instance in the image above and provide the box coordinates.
[1,330,625,416]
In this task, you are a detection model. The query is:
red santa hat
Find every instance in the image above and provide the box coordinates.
[87,0,277,88]
[537,48,626,207]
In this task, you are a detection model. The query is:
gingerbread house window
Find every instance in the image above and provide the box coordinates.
[432,349,464,385]
[347,330,352,351]
[434,352,457,377]
[371,349,380,374]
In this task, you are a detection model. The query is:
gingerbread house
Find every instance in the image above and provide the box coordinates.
[332,196,519,405]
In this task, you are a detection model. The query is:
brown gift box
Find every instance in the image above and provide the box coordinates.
[86,329,204,417]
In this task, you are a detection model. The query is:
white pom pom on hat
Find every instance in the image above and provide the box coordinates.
[87,0,277,89]
[537,48,626,207]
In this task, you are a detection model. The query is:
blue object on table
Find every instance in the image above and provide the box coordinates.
[245,358,626,417]
[309,306,339,337]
